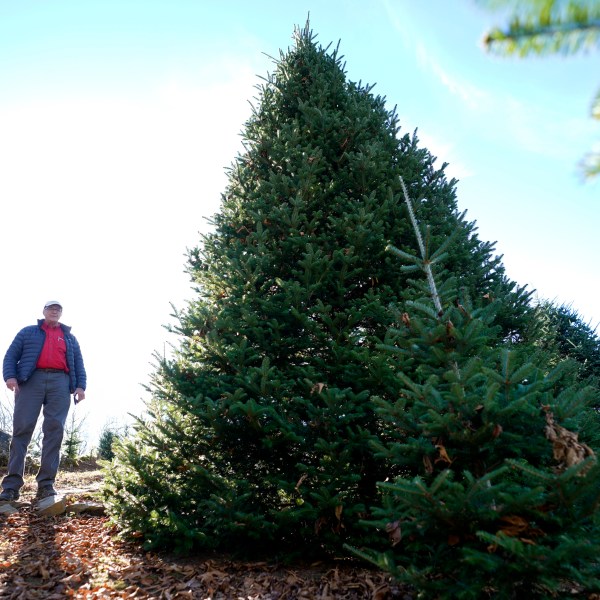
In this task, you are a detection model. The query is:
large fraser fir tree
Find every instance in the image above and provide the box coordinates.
[103,24,530,556]
[529,300,600,384]
[351,181,600,598]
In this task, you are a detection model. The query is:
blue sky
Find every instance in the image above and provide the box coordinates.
[1,1,598,445]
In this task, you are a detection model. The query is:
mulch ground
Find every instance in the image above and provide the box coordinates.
[0,463,413,599]
[0,508,412,599]
[3,463,597,599]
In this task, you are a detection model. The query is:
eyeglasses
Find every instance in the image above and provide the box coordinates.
[45,306,62,311]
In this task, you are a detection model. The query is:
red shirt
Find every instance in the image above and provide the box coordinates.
[36,323,69,372]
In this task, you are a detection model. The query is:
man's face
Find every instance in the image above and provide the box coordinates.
[43,305,62,324]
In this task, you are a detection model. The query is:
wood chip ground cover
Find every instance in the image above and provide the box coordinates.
[2,464,597,599]
[0,464,411,599]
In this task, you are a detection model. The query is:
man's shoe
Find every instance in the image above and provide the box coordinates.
[0,488,19,503]
[36,486,57,500]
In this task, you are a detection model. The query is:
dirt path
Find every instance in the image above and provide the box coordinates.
[0,463,409,599]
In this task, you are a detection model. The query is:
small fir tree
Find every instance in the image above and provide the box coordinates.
[103,23,531,556]
[98,426,118,461]
[0,390,13,434]
[62,412,86,465]
[351,180,600,598]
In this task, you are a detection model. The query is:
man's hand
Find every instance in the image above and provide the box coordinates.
[74,388,86,404]
[6,378,19,393]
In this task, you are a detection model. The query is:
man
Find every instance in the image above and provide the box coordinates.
[0,301,86,503]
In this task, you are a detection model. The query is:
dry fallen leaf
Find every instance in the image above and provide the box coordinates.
[422,454,434,474]
[334,505,343,521]
[498,515,529,537]
[385,520,402,546]
[544,409,595,472]
[435,443,453,465]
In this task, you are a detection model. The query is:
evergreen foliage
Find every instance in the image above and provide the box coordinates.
[529,300,600,383]
[103,23,531,557]
[98,425,121,461]
[482,0,600,56]
[350,181,600,598]
[62,412,86,464]
[479,0,600,178]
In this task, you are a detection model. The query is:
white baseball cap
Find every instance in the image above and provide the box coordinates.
[44,300,63,309]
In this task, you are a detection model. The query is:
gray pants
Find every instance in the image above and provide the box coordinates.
[2,370,71,491]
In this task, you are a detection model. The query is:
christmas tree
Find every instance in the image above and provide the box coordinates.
[529,300,600,384]
[103,23,531,557]
[351,179,600,598]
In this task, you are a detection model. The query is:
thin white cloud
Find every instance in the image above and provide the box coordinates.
[415,49,593,167]
[415,42,488,111]
[383,0,592,167]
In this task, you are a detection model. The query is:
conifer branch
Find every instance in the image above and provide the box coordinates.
[398,176,443,316]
